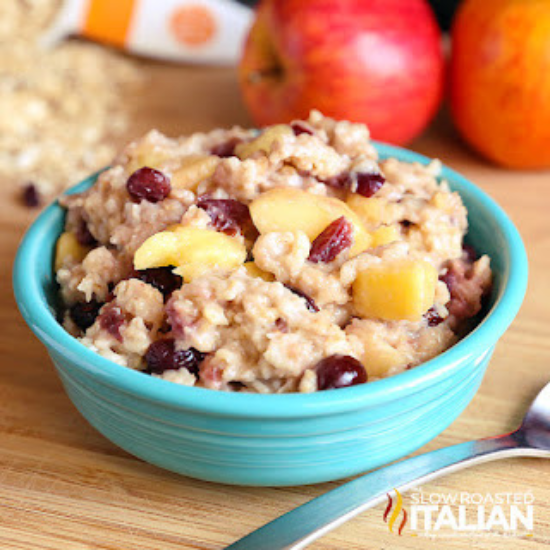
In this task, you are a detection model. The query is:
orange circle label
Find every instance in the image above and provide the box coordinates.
[169,5,217,47]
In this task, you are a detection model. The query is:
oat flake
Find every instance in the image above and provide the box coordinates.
[0,0,141,204]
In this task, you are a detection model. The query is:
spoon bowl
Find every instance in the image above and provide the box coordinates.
[519,382,550,451]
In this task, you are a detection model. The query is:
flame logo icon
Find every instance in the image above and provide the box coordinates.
[383,489,407,535]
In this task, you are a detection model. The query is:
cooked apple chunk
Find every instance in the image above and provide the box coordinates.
[362,337,409,377]
[249,188,372,257]
[353,259,438,321]
[236,125,293,159]
[171,155,219,191]
[346,194,398,228]
[371,225,400,248]
[127,145,170,174]
[134,227,247,282]
[55,232,91,271]
[243,261,275,281]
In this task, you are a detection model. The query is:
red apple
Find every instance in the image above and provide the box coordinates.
[239,0,444,145]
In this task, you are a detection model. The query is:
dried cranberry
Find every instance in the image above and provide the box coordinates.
[197,196,257,238]
[210,137,242,158]
[69,300,102,330]
[440,262,488,321]
[76,219,97,246]
[323,172,352,190]
[22,183,41,208]
[308,216,353,263]
[425,307,444,327]
[98,303,125,341]
[145,338,205,375]
[440,271,457,296]
[133,267,183,299]
[463,244,478,263]
[315,355,367,390]
[126,167,171,203]
[355,172,385,198]
[285,285,319,313]
[322,171,385,198]
[291,122,314,136]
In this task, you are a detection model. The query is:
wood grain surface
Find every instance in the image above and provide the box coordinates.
[1,63,549,550]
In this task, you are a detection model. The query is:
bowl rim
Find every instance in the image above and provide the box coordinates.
[13,143,528,418]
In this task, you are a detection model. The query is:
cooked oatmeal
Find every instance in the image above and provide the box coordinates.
[55,112,492,393]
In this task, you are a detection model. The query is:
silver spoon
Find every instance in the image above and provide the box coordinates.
[226,382,550,550]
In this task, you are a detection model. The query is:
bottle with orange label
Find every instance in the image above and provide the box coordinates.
[40,0,253,65]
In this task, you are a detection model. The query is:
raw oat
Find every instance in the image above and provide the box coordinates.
[0,0,141,204]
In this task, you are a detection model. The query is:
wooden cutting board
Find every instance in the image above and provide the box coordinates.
[1,63,549,550]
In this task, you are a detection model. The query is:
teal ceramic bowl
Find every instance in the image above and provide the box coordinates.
[14,144,528,486]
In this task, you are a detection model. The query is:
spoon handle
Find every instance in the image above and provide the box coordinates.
[225,434,545,550]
